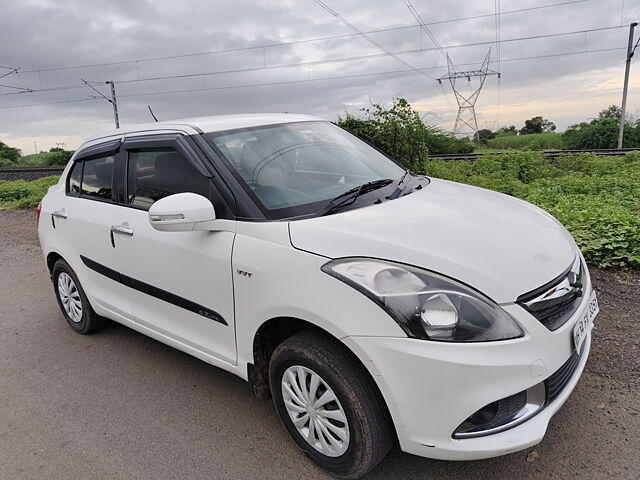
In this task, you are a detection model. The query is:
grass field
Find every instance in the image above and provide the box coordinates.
[486,132,565,150]
[1,150,73,167]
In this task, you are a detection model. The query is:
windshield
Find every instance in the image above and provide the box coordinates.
[206,121,404,217]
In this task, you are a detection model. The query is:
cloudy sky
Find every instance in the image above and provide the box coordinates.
[1,0,639,153]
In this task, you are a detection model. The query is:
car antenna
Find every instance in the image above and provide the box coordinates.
[147,105,159,122]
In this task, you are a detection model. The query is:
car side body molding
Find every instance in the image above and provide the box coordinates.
[79,255,228,325]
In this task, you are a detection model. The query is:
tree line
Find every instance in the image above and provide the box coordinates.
[478,105,640,149]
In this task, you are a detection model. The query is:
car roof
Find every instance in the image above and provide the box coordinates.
[84,113,326,143]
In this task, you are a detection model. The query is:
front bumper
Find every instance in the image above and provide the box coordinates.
[343,286,594,461]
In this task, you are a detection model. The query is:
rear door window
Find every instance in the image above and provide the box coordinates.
[126,148,210,210]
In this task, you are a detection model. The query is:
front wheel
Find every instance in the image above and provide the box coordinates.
[269,331,394,479]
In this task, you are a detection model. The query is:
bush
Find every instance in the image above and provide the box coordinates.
[336,98,473,172]
[424,152,640,268]
[0,141,21,165]
[18,150,74,166]
[0,176,60,209]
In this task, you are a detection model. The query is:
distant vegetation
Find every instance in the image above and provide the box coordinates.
[485,132,565,150]
[477,106,640,151]
[0,141,22,166]
[0,146,74,168]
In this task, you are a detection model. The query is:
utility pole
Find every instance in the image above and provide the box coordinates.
[618,22,638,149]
[107,81,119,129]
[81,79,120,129]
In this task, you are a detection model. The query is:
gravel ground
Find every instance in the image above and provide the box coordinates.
[0,209,638,479]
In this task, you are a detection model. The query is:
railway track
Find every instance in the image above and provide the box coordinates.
[0,166,65,181]
[430,148,640,161]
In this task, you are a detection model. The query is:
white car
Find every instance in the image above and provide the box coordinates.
[37,114,598,478]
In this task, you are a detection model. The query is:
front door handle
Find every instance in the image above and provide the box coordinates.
[110,225,134,236]
[52,210,67,219]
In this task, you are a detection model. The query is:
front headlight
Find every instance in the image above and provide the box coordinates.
[322,258,523,342]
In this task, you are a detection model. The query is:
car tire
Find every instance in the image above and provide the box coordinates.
[52,258,106,334]
[269,330,394,479]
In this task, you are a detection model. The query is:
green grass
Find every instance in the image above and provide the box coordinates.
[0,176,60,209]
[0,150,73,167]
[486,132,565,150]
[424,151,640,268]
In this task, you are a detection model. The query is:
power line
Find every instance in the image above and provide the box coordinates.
[312,0,435,79]
[0,67,20,80]
[14,0,586,75]
[0,46,624,110]
[426,0,587,26]
[0,83,31,91]
[402,0,455,119]
[403,0,446,56]
[1,24,627,98]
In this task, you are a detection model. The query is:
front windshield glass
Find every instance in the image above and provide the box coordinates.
[206,121,404,214]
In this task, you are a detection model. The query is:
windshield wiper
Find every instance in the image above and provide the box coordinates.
[318,178,393,216]
[387,169,412,200]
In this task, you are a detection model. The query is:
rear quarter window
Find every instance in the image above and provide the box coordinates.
[80,155,115,200]
[67,162,82,196]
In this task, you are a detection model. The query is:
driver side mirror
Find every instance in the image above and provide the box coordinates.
[148,193,217,232]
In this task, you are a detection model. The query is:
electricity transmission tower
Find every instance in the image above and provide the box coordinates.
[437,49,500,141]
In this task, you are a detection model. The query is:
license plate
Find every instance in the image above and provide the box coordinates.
[573,290,598,352]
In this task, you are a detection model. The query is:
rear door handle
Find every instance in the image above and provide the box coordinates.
[110,224,134,247]
[110,225,134,236]
[52,210,67,219]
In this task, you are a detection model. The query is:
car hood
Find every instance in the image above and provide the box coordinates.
[289,178,577,303]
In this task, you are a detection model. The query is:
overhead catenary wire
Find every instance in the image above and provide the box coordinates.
[13,0,587,76]
[0,46,625,110]
[0,68,21,80]
[0,24,627,98]
[401,0,455,119]
[403,0,447,56]
[312,0,436,79]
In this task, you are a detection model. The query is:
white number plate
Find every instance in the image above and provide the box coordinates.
[573,290,598,352]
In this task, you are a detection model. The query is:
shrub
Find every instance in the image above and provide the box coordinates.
[337,98,473,172]
[0,176,60,209]
[18,150,74,166]
[424,152,640,268]
[0,141,21,164]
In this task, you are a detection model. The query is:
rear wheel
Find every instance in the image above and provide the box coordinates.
[52,259,106,334]
[269,330,393,479]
